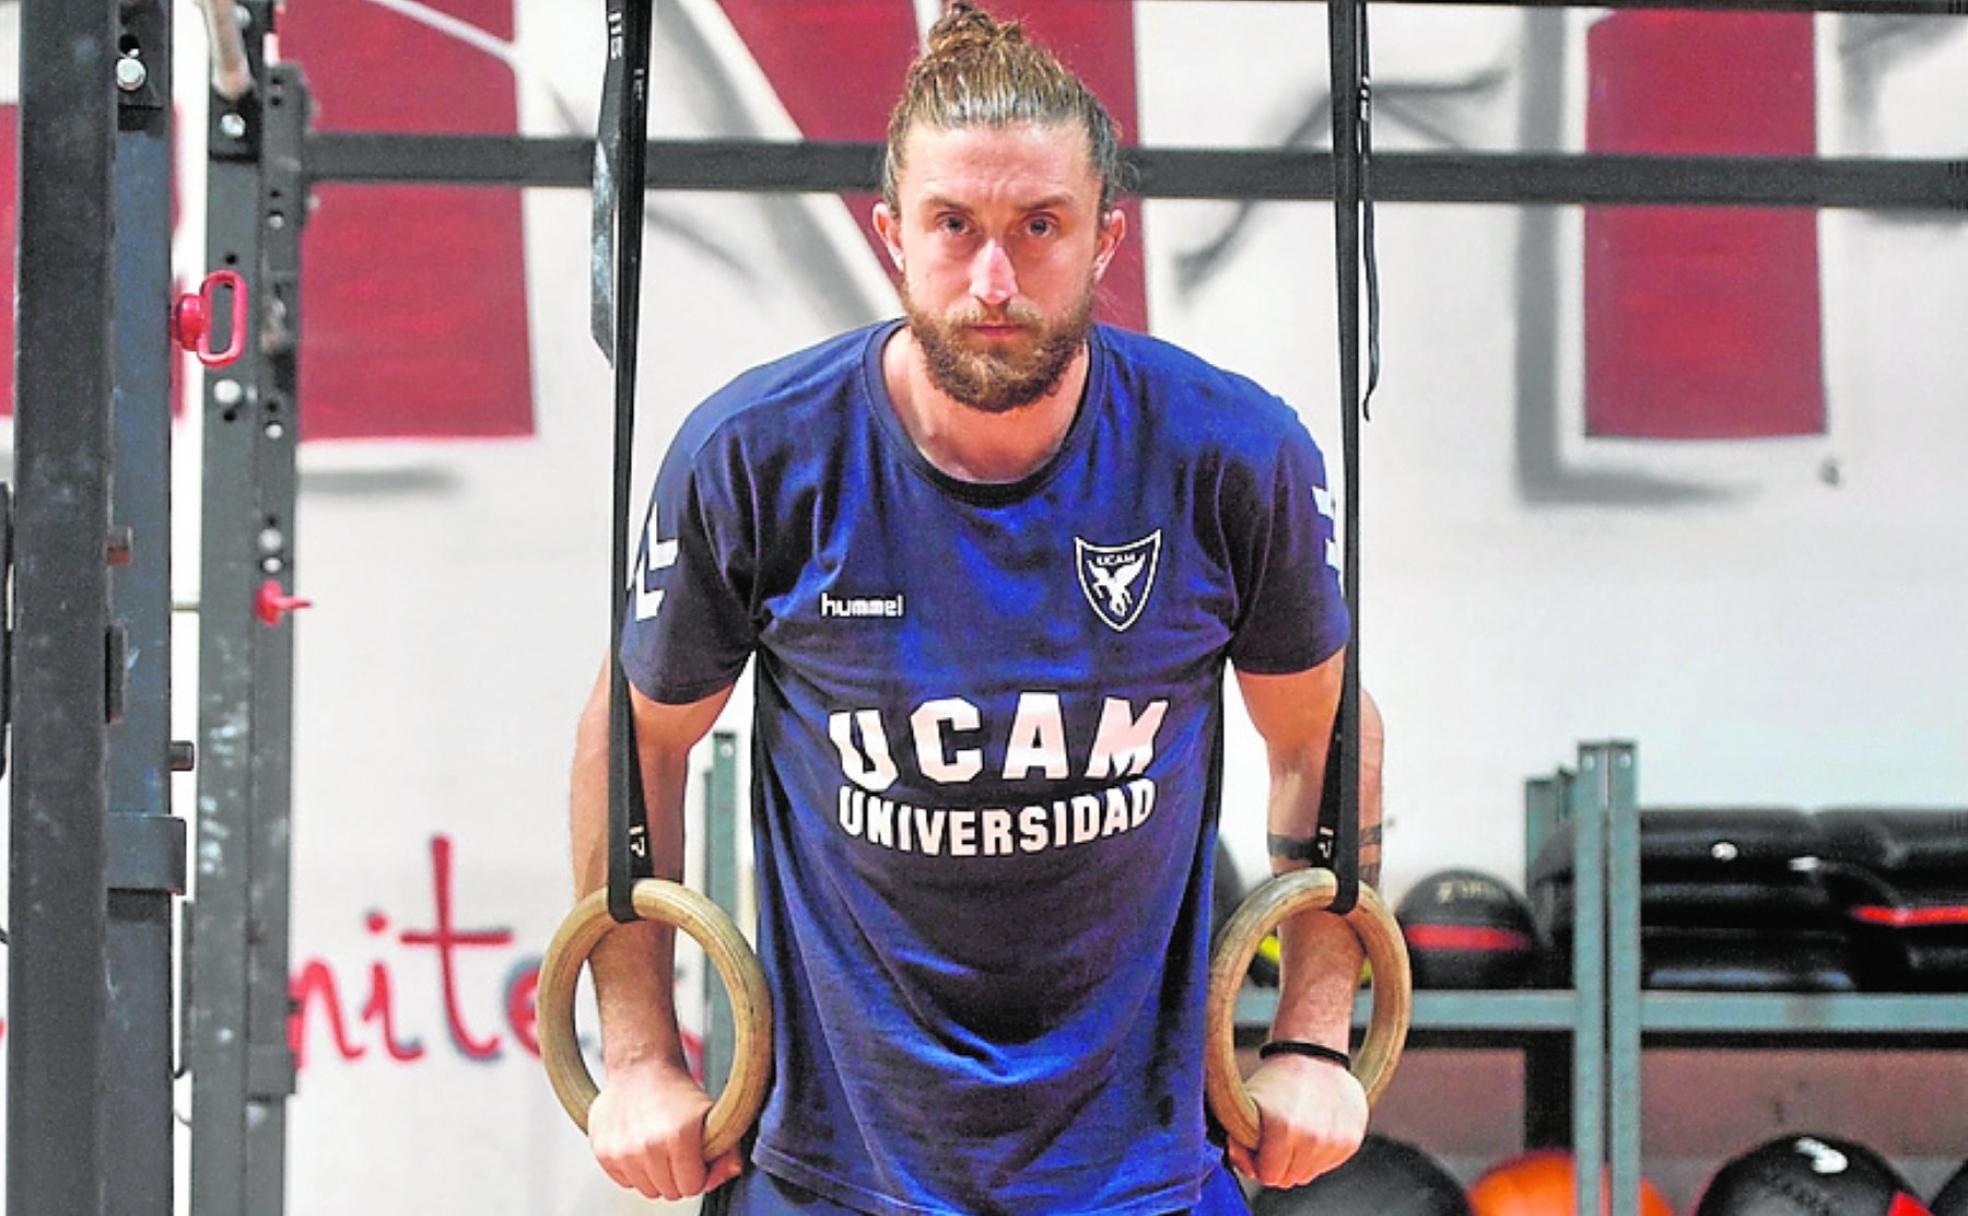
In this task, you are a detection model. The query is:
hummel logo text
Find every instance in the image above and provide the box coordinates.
[821,592,905,619]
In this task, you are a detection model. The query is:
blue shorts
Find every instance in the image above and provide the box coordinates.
[710,1158,1251,1215]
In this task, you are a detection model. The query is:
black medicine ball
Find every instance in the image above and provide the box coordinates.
[1251,1134,1471,1216]
[1932,1159,1968,1216]
[1397,869,1539,989]
[1695,1134,1934,1216]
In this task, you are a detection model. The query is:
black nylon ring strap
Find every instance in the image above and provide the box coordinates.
[1325,0,1374,918]
[1361,0,1382,419]
[598,0,656,926]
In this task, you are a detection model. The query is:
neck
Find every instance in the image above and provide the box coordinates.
[880,326,1091,484]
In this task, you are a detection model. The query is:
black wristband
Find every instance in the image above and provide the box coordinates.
[1257,1040,1352,1070]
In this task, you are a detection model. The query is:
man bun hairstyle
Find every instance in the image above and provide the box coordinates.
[883,1,1126,215]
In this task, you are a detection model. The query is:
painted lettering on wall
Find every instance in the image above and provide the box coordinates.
[289,834,537,1068]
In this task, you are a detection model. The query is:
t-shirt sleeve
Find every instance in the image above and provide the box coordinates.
[618,425,758,703]
[1224,416,1351,674]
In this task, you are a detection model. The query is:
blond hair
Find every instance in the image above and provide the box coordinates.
[882,2,1125,214]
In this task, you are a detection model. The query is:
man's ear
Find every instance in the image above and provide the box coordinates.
[1091,206,1128,282]
[873,201,906,273]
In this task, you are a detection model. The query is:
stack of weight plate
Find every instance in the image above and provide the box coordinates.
[1529,808,1857,992]
[1813,808,1968,992]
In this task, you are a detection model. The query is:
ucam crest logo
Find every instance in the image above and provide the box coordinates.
[1075,531,1162,633]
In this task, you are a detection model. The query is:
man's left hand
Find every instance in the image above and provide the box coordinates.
[1224,1053,1368,1189]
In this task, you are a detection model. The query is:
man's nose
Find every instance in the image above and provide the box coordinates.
[969,240,1017,308]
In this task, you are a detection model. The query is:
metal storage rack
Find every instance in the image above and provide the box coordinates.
[1237,740,1968,1214]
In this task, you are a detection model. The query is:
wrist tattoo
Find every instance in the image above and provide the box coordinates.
[1268,829,1333,865]
[1270,823,1383,886]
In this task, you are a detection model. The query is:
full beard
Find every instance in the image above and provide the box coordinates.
[903,281,1096,416]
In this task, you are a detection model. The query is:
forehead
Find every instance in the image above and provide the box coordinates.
[897,121,1099,210]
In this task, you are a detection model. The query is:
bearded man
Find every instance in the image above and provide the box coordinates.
[568,5,1383,1212]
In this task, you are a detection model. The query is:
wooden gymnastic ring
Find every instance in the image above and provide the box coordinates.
[1204,869,1412,1149]
[537,878,772,1160]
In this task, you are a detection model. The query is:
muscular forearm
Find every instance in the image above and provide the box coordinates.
[1265,768,1366,1052]
[1265,690,1385,1051]
[569,667,692,1072]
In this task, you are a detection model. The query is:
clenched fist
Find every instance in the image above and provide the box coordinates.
[588,1056,744,1202]
[1225,1052,1368,1189]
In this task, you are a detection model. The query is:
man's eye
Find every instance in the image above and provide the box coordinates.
[1028,218,1056,237]
[938,216,969,235]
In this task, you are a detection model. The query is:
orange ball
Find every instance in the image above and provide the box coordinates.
[1468,1151,1672,1216]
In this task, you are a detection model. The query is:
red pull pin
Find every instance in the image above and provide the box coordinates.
[254,579,312,627]
[173,269,248,368]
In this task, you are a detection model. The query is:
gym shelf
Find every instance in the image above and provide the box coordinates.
[1239,990,1968,1040]
[1237,988,1582,1037]
[1236,744,1968,1216]
[1636,992,1968,1043]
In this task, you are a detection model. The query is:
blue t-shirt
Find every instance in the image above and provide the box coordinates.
[621,321,1348,1216]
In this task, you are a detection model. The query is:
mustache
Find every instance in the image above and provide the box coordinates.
[945,303,1045,329]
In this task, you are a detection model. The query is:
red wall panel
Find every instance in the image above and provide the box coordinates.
[279,0,533,440]
[1585,12,1824,439]
[1,106,15,416]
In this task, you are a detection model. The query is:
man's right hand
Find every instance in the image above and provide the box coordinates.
[588,1056,744,1202]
